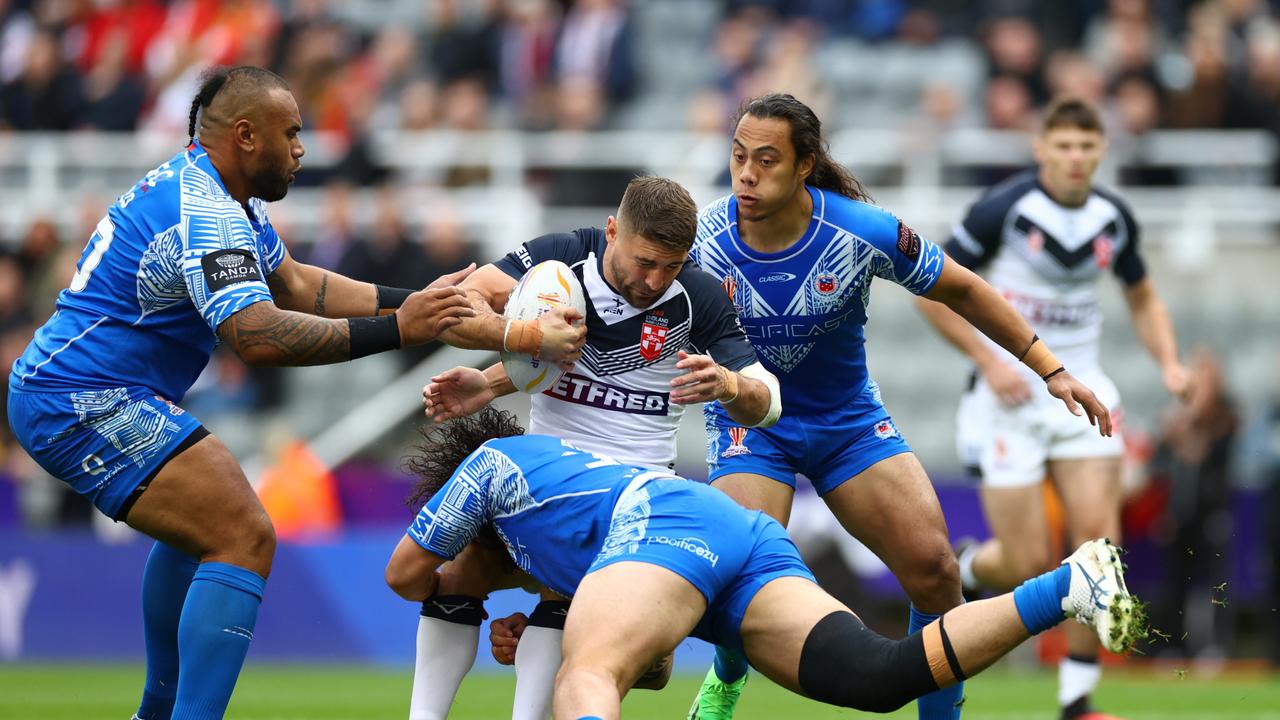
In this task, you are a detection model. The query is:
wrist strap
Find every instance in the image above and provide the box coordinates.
[503,318,543,357]
[1019,337,1062,378]
[1016,333,1039,362]
[1041,366,1066,382]
[349,314,401,359]
[719,366,740,405]
[374,285,414,313]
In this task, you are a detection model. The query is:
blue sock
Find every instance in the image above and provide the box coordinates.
[713,645,749,684]
[172,562,266,720]
[135,542,199,720]
[911,605,965,719]
[1013,565,1071,635]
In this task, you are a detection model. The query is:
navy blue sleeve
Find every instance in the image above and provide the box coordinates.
[492,230,595,280]
[945,172,1034,269]
[1101,191,1146,286]
[683,268,758,372]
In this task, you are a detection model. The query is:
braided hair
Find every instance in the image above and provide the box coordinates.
[186,66,290,145]
[734,93,871,203]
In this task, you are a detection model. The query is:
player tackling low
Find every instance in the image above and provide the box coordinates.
[916,97,1190,720]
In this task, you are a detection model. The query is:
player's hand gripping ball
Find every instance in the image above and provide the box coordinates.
[501,260,586,393]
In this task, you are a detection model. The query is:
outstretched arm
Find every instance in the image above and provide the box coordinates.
[424,363,518,422]
[218,267,477,366]
[1123,277,1190,400]
[919,255,1112,435]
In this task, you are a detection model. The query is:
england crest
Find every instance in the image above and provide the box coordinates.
[640,315,670,361]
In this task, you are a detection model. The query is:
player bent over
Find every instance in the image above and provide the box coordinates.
[386,409,1146,720]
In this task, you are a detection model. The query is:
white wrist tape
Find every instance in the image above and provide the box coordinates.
[738,362,782,428]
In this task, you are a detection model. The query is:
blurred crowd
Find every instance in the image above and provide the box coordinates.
[0,0,1277,140]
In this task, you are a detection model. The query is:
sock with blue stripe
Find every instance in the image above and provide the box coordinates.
[134,542,199,720]
[911,604,965,719]
[713,645,749,684]
[1013,565,1071,635]
[172,562,265,719]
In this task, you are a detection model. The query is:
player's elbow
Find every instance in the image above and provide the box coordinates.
[384,559,422,601]
[231,343,284,368]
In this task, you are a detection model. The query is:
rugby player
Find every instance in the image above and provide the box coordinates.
[5,66,480,719]
[687,92,1113,720]
[386,408,1145,720]
[916,97,1190,720]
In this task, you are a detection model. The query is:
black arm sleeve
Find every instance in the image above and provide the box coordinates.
[683,268,758,372]
[492,229,598,280]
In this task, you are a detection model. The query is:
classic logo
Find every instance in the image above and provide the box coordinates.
[758,272,796,283]
[815,273,838,295]
[722,426,750,457]
[640,313,670,361]
[1093,234,1114,268]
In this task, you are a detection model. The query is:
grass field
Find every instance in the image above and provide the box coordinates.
[2,664,1278,719]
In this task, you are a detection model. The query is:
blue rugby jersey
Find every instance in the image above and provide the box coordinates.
[692,185,944,416]
[406,434,679,599]
[10,141,286,401]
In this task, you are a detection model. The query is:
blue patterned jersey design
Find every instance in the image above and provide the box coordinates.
[692,186,944,415]
[406,435,676,598]
[10,141,286,401]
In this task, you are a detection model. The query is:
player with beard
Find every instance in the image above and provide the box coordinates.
[6,65,484,719]
[402,176,782,720]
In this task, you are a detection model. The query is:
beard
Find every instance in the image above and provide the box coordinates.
[249,163,291,202]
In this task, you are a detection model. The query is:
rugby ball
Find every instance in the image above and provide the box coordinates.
[501,260,586,394]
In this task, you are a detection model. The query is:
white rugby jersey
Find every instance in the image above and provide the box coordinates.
[494,229,758,470]
[945,170,1146,374]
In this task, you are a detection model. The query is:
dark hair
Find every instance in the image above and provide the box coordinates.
[734,93,870,202]
[403,406,526,511]
[187,65,290,144]
[1041,96,1105,135]
[617,176,699,252]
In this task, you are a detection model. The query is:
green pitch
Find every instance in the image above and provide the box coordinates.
[1,664,1277,719]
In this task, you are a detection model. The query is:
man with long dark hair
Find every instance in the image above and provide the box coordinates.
[6,65,481,719]
[386,408,1143,720]
[687,92,1114,720]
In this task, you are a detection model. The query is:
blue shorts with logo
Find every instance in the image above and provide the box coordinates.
[7,384,206,520]
[704,379,912,496]
[587,479,814,656]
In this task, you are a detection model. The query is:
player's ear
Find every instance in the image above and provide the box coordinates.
[798,152,815,182]
[233,118,255,152]
[605,215,618,244]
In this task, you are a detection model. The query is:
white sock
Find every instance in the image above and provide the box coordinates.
[957,542,981,592]
[409,615,480,720]
[1058,655,1101,707]
[512,626,563,720]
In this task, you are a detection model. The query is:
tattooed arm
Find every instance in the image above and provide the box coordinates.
[266,247,380,318]
[217,301,353,366]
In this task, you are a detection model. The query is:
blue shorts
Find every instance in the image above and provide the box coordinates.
[704,379,911,495]
[587,479,814,655]
[7,385,206,520]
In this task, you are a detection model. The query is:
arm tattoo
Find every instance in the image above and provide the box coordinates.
[314,272,329,316]
[219,302,350,366]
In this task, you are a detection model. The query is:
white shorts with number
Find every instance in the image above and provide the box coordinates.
[957,367,1124,488]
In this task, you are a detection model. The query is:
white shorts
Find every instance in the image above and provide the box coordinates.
[957,367,1124,488]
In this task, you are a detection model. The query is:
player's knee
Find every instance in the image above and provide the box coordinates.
[901,546,962,605]
[555,660,624,698]
[436,558,499,597]
[230,507,276,576]
[798,611,937,713]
